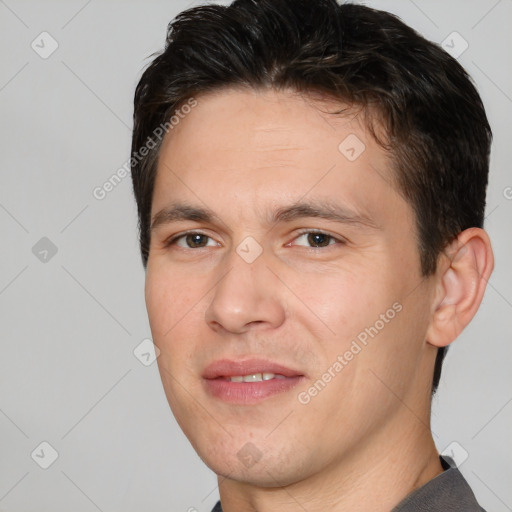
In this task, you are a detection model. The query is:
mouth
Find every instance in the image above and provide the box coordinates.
[202,358,305,404]
[221,372,288,382]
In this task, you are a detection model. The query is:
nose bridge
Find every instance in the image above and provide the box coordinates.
[204,240,285,333]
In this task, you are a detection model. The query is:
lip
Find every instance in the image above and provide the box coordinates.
[202,358,304,379]
[202,358,305,405]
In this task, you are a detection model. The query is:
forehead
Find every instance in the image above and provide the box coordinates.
[153,87,406,227]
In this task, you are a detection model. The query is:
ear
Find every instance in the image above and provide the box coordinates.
[426,227,494,348]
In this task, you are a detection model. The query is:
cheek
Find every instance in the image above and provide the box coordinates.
[144,265,205,372]
[288,264,384,343]
[145,267,205,408]
[146,264,196,333]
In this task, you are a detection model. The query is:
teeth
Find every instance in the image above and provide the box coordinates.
[229,373,285,382]
[244,373,263,382]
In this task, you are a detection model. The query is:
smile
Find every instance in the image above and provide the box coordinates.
[202,359,305,404]
[226,373,287,382]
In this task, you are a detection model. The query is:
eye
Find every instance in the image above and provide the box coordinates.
[291,230,343,248]
[166,232,219,249]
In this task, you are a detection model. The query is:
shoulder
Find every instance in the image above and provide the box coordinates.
[392,457,486,512]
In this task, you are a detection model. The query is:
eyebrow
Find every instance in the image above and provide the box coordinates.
[272,202,379,229]
[150,200,380,232]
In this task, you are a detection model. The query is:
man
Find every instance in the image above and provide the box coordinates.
[130,0,494,510]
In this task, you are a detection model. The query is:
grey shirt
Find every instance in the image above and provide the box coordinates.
[210,457,485,511]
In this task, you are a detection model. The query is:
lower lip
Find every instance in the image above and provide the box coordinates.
[203,376,304,404]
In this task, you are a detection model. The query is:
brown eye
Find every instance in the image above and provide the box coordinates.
[307,233,332,247]
[293,231,340,248]
[167,232,218,249]
[185,233,209,248]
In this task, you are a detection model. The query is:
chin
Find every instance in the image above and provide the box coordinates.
[191,434,312,487]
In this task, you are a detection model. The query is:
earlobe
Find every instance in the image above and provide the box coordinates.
[426,228,494,348]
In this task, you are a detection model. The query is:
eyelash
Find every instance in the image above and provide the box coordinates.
[164,230,345,250]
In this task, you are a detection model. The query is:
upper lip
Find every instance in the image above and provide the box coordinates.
[202,358,304,379]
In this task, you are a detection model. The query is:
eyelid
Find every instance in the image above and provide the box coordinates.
[164,230,219,247]
[289,229,346,247]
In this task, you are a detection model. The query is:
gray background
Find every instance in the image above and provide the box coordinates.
[0,0,511,510]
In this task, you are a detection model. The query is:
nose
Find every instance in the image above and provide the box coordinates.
[204,246,286,334]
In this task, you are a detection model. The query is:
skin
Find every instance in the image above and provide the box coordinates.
[144,87,494,512]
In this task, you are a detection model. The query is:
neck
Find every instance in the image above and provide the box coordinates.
[217,416,443,512]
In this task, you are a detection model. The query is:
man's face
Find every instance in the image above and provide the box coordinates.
[145,88,438,486]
